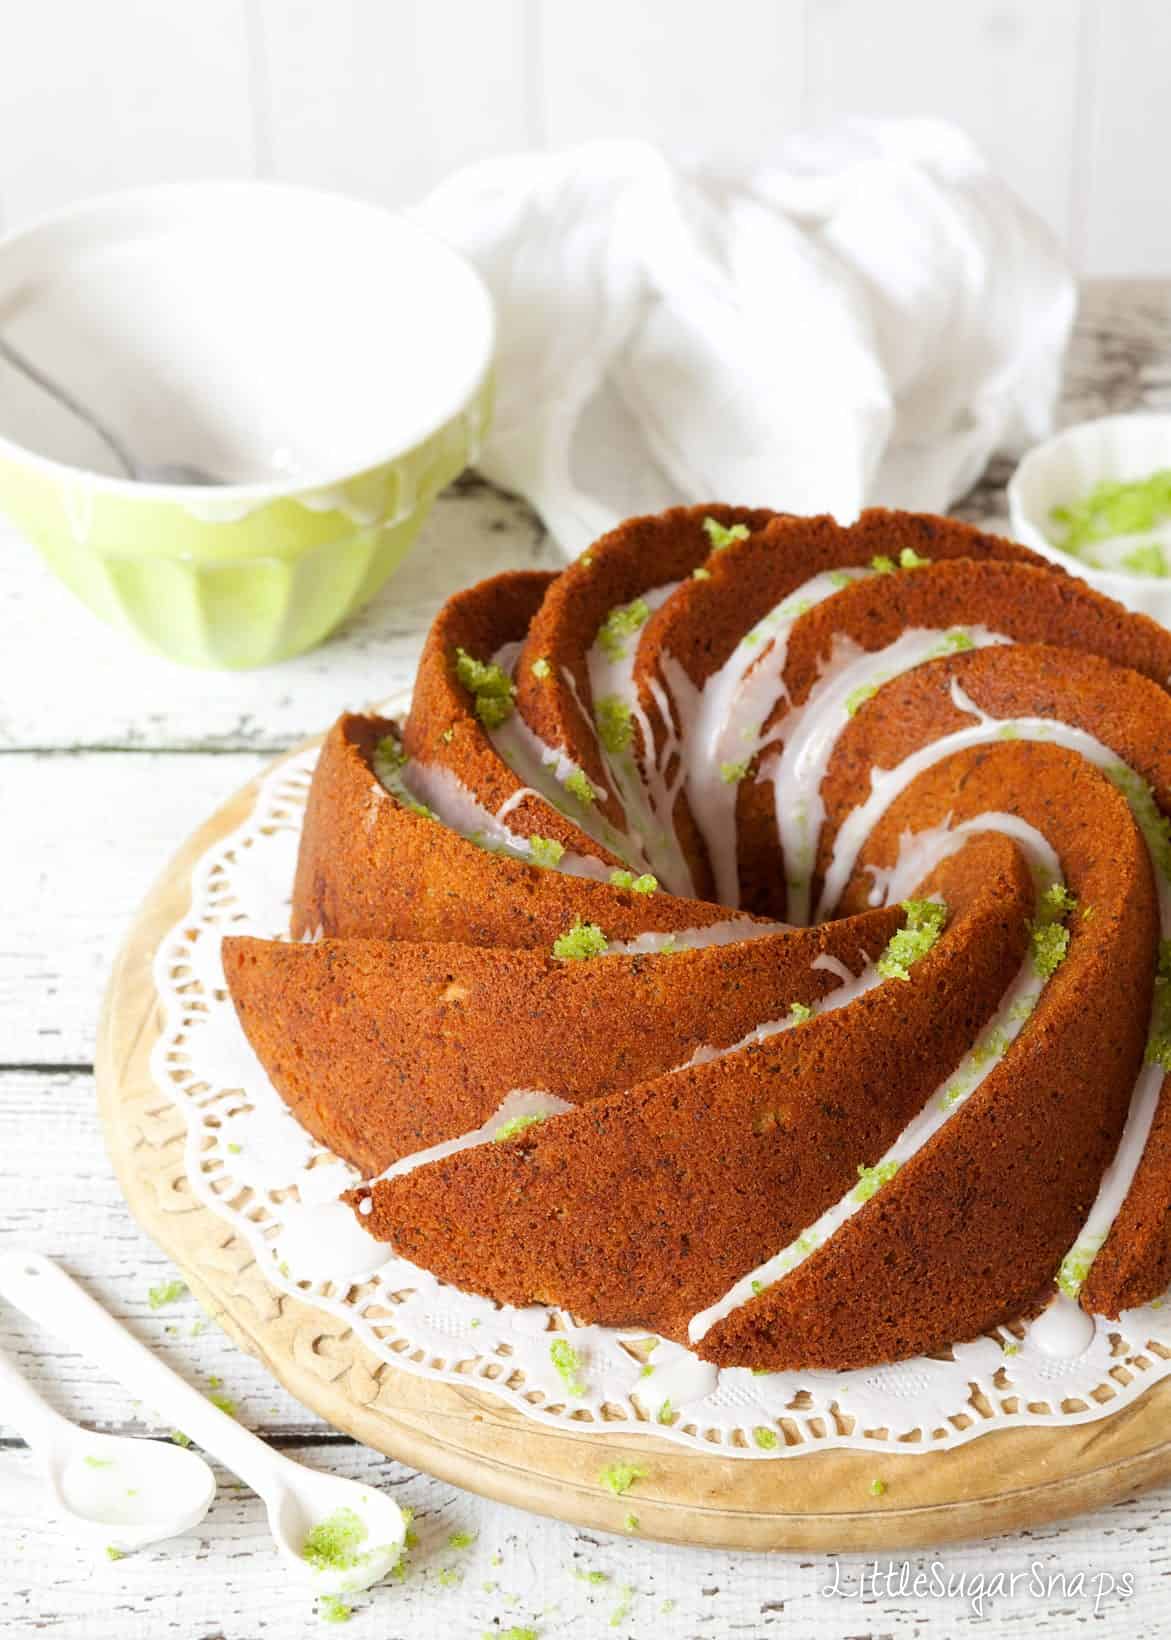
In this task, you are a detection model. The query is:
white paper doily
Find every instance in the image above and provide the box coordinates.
[148,735,1171,1459]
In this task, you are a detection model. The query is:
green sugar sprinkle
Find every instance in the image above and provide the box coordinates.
[597,597,651,661]
[226,1142,241,1154]
[486,1631,537,1640]
[1029,878,1078,979]
[1146,938,1171,1071]
[609,869,658,894]
[609,1584,635,1627]
[447,1530,476,1550]
[1052,471,1171,557]
[105,1545,125,1562]
[563,767,597,806]
[877,899,947,981]
[702,516,750,550]
[1057,1240,1101,1300]
[552,918,608,960]
[753,1427,779,1450]
[440,726,455,743]
[844,681,879,717]
[938,627,975,653]
[574,1568,609,1585]
[869,1477,887,1497]
[550,1337,586,1397]
[899,547,931,569]
[853,1158,900,1203]
[373,733,407,772]
[1002,1340,1020,1356]
[531,656,551,680]
[829,569,853,588]
[84,1455,114,1469]
[302,1507,369,1574]
[624,1512,640,1531]
[692,565,712,581]
[1107,763,1171,881]
[871,554,896,574]
[494,1113,546,1143]
[720,758,750,784]
[170,1431,192,1447]
[599,1462,646,1496]
[437,1568,462,1588]
[319,1595,351,1624]
[656,1399,674,1425]
[750,1279,765,1296]
[788,1000,813,1023]
[210,1394,238,1418]
[528,835,565,868]
[455,646,516,728]
[147,1278,186,1311]
[596,695,634,754]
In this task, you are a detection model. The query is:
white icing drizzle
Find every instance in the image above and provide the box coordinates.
[689,815,1062,1345]
[606,918,785,956]
[373,1088,575,1185]
[686,947,882,1067]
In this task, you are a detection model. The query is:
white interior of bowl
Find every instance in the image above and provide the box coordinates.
[0,182,494,496]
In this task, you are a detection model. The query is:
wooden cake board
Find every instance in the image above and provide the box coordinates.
[95,745,1171,1551]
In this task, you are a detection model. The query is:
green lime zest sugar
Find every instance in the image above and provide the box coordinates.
[829,569,853,588]
[692,565,712,581]
[869,1477,887,1497]
[853,1159,900,1203]
[788,1000,813,1023]
[1107,763,1171,881]
[319,1595,351,1624]
[937,627,975,654]
[147,1278,186,1310]
[970,1027,1009,1068]
[528,835,565,868]
[623,1511,639,1531]
[550,1337,586,1397]
[1146,938,1171,1071]
[373,736,436,819]
[552,918,608,960]
[531,656,551,680]
[440,726,455,743]
[574,1568,609,1585]
[483,1630,537,1640]
[597,597,651,661]
[655,1398,674,1425]
[599,1461,646,1496]
[84,1455,114,1469]
[877,899,947,981]
[899,547,931,569]
[720,758,750,784]
[1123,541,1170,577]
[454,646,515,728]
[870,554,896,574]
[596,695,634,754]
[105,1545,125,1562]
[448,1530,476,1549]
[609,1584,635,1628]
[1057,1238,1103,1299]
[1052,470,1171,555]
[750,1278,765,1295]
[702,516,750,550]
[753,1427,779,1450]
[226,1142,241,1154]
[1029,879,1078,979]
[844,681,879,717]
[170,1431,192,1447]
[210,1394,237,1418]
[1002,1339,1020,1356]
[494,1113,546,1142]
[302,1506,370,1574]
[563,767,597,806]
[609,869,658,894]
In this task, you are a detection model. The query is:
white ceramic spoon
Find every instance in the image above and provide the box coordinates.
[0,1341,216,1552]
[0,1253,405,1595]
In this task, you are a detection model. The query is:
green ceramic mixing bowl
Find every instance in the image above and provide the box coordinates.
[0,183,495,668]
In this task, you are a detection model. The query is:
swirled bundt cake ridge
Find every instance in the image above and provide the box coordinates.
[239,504,1171,1373]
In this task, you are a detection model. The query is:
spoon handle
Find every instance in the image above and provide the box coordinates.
[0,1341,74,1453]
[0,1252,290,1502]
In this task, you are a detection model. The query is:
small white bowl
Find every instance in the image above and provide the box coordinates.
[1008,413,1171,627]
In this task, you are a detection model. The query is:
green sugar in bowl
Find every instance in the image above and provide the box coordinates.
[0,183,494,668]
[1008,414,1171,627]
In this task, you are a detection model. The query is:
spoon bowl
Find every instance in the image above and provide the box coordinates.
[269,1466,405,1596]
[53,1429,216,1551]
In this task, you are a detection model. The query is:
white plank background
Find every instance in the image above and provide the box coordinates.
[2,280,1171,1637]
[0,0,1167,272]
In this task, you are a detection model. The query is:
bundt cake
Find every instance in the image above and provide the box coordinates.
[224,504,1171,1372]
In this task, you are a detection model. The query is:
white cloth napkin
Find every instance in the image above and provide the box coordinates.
[414,118,1075,559]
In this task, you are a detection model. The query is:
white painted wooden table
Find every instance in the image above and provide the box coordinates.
[2,281,1171,1639]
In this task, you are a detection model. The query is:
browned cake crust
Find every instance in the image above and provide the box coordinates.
[224,907,900,1177]
[263,505,1171,1372]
